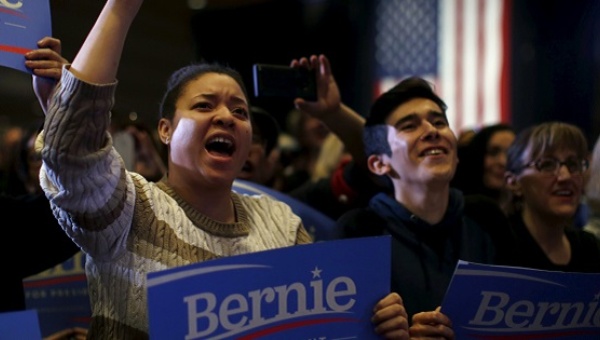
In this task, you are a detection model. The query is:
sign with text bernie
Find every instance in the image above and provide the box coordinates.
[442,260,600,339]
[147,236,391,339]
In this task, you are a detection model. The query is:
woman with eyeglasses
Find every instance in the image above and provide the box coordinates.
[500,121,600,272]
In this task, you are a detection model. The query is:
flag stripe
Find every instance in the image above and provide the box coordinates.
[375,0,510,133]
[455,0,465,130]
[477,0,486,125]
[500,0,513,123]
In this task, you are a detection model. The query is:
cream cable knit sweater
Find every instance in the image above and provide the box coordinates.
[39,68,312,339]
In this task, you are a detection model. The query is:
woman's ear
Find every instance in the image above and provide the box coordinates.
[158,118,171,145]
[505,171,522,196]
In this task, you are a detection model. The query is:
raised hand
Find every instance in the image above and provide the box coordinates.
[289,54,366,163]
[24,36,69,113]
[290,54,342,120]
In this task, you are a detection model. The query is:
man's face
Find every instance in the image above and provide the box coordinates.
[381,98,458,186]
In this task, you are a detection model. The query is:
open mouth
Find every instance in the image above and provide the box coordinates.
[553,189,574,197]
[206,136,235,157]
[419,147,447,157]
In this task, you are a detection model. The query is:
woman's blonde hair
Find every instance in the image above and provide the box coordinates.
[502,121,588,215]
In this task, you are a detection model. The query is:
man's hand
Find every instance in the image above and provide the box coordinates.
[409,306,455,339]
[372,292,410,339]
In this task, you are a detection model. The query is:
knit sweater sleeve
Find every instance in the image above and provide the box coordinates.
[39,66,136,261]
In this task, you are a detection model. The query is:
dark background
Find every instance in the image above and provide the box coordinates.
[1,0,599,146]
[509,0,600,145]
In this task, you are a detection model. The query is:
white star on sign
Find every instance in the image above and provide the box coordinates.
[311,266,322,279]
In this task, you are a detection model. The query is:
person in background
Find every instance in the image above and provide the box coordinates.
[237,56,384,224]
[2,120,46,196]
[285,55,391,221]
[451,123,515,205]
[0,120,74,199]
[37,1,409,338]
[583,135,600,240]
[501,121,600,271]
[111,122,167,182]
[235,70,380,237]
[0,36,88,340]
[0,125,24,194]
[456,127,477,147]
[278,108,331,192]
[336,76,510,338]
[237,105,283,187]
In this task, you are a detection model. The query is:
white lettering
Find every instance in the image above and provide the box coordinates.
[274,282,307,317]
[219,294,248,330]
[326,277,356,311]
[183,275,357,338]
[469,290,600,329]
[0,0,22,10]
[248,287,275,325]
[310,279,326,313]
[583,301,599,324]
[506,300,534,328]
[531,302,560,327]
[469,291,508,325]
[184,293,218,339]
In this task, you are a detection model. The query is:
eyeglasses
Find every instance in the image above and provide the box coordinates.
[520,157,589,175]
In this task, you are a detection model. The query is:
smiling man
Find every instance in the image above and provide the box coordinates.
[337,77,509,339]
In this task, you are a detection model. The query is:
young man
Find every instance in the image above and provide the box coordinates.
[338,77,509,338]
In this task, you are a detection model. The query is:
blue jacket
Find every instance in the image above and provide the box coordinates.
[338,189,503,318]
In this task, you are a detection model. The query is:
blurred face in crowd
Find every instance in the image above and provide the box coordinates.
[483,130,515,190]
[300,114,330,151]
[238,132,279,185]
[26,131,42,189]
[371,98,458,186]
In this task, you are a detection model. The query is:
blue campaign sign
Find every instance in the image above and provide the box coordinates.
[0,1,51,73]
[232,179,341,242]
[147,236,391,339]
[24,252,91,337]
[442,261,600,339]
[0,309,42,339]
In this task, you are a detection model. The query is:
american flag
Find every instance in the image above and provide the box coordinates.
[374,0,511,134]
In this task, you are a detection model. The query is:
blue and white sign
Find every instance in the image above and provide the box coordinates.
[0,0,51,73]
[442,261,600,339]
[0,309,42,339]
[147,236,391,339]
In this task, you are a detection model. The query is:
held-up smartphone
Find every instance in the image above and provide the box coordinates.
[252,64,317,101]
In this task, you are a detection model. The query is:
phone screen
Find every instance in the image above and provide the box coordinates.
[252,64,317,101]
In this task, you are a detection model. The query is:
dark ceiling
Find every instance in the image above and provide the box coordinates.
[1,1,195,129]
[1,0,369,134]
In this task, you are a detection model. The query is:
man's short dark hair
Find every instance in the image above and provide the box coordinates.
[366,77,447,127]
[364,77,448,157]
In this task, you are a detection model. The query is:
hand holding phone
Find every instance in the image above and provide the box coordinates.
[252,64,317,101]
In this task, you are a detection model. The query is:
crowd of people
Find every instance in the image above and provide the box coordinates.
[0,37,87,340]
[1,0,600,339]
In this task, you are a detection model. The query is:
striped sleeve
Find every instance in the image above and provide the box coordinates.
[39,67,136,261]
